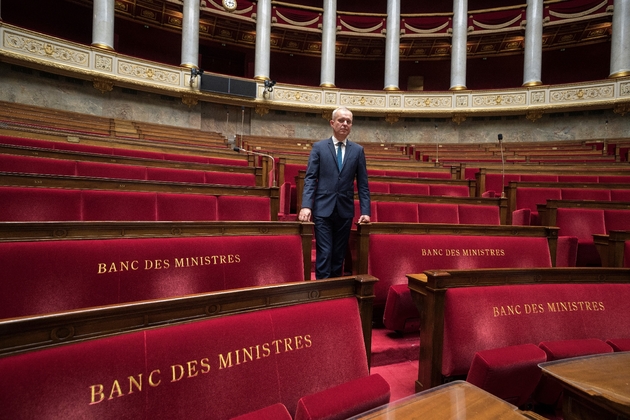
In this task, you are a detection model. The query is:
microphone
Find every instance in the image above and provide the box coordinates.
[498,134,505,198]
[234,146,277,187]
[434,124,439,164]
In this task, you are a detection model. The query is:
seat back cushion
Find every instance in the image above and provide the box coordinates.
[231,403,292,420]
[293,374,390,420]
[368,182,390,193]
[611,189,630,201]
[417,203,459,224]
[466,343,547,407]
[0,234,305,318]
[515,188,562,214]
[442,283,630,377]
[429,184,469,197]
[146,167,206,183]
[555,208,606,241]
[82,190,157,221]
[604,210,630,233]
[485,174,520,196]
[76,161,147,180]
[368,235,552,307]
[0,154,77,175]
[561,188,611,201]
[217,196,271,221]
[156,193,218,221]
[375,202,418,223]
[458,205,500,225]
[0,298,368,419]
[388,183,429,196]
[205,172,256,187]
[0,187,82,221]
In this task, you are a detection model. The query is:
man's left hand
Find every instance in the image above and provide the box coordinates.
[357,215,371,224]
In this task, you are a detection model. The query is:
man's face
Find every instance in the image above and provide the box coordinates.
[330,110,353,140]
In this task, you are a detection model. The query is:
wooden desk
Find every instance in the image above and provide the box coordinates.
[347,381,534,420]
[539,352,630,420]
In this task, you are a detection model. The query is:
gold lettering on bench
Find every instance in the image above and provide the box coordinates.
[420,248,506,257]
[218,335,312,369]
[97,254,241,275]
[493,301,605,317]
[88,335,310,406]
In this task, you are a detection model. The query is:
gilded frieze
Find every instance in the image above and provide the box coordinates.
[404,96,452,108]
[273,89,322,104]
[549,85,614,103]
[4,31,89,67]
[95,54,113,73]
[340,94,386,108]
[118,60,180,85]
[472,93,526,107]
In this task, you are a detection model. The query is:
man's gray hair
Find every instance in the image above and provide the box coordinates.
[331,106,352,121]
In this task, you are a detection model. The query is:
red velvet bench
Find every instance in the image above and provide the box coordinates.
[0,275,390,419]
[408,267,630,408]
[0,172,279,221]
[0,221,313,319]
[539,200,630,267]
[506,181,630,225]
[354,223,563,332]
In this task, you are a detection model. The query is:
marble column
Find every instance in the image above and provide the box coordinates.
[610,0,630,78]
[523,0,543,86]
[450,0,468,90]
[91,0,115,50]
[254,0,272,80]
[320,0,337,87]
[180,0,200,68]
[384,0,401,90]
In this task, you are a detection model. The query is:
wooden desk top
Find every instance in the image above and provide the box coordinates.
[539,352,630,417]
[348,381,531,420]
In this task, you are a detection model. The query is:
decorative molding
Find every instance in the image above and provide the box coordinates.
[255,105,270,116]
[385,114,400,124]
[452,114,467,125]
[526,110,544,122]
[2,23,630,118]
[181,94,198,107]
[92,77,114,93]
[613,102,630,116]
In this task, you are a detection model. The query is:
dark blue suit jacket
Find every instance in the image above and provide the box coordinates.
[301,137,370,219]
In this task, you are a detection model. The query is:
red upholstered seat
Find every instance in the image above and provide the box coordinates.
[217,196,271,221]
[599,175,630,184]
[416,203,459,224]
[230,403,292,420]
[429,184,469,197]
[385,170,418,178]
[82,190,158,221]
[207,157,249,166]
[0,187,82,221]
[604,209,630,233]
[76,161,148,180]
[367,169,387,176]
[368,181,390,193]
[521,174,558,182]
[458,204,500,225]
[611,189,630,201]
[514,187,562,225]
[466,344,547,407]
[388,183,429,196]
[156,193,218,221]
[557,175,598,183]
[442,284,630,379]
[560,188,611,201]
[375,202,418,223]
[533,339,613,405]
[293,374,390,420]
[163,153,209,164]
[0,233,306,318]
[555,208,606,267]
[0,154,77,175]
[205,171,256,186]
[0,298,370,419]
[146,167,206,183]
[383,284,420,333]
[606,338,630,352]
[485,173,520,197]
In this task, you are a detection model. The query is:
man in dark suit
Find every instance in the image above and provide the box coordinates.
[298,107,371,279]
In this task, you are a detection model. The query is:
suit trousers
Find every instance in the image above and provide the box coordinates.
[313,207,353,279]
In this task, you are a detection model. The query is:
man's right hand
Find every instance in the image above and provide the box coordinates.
[298,208,312,222]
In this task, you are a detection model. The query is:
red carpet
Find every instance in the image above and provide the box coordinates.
[371,360,418,402]
[371,327,419,367]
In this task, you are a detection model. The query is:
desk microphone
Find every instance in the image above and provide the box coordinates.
[233,146,277,187]
[498,134,505,198]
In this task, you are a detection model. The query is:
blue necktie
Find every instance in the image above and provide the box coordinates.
[336,142,343,171]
